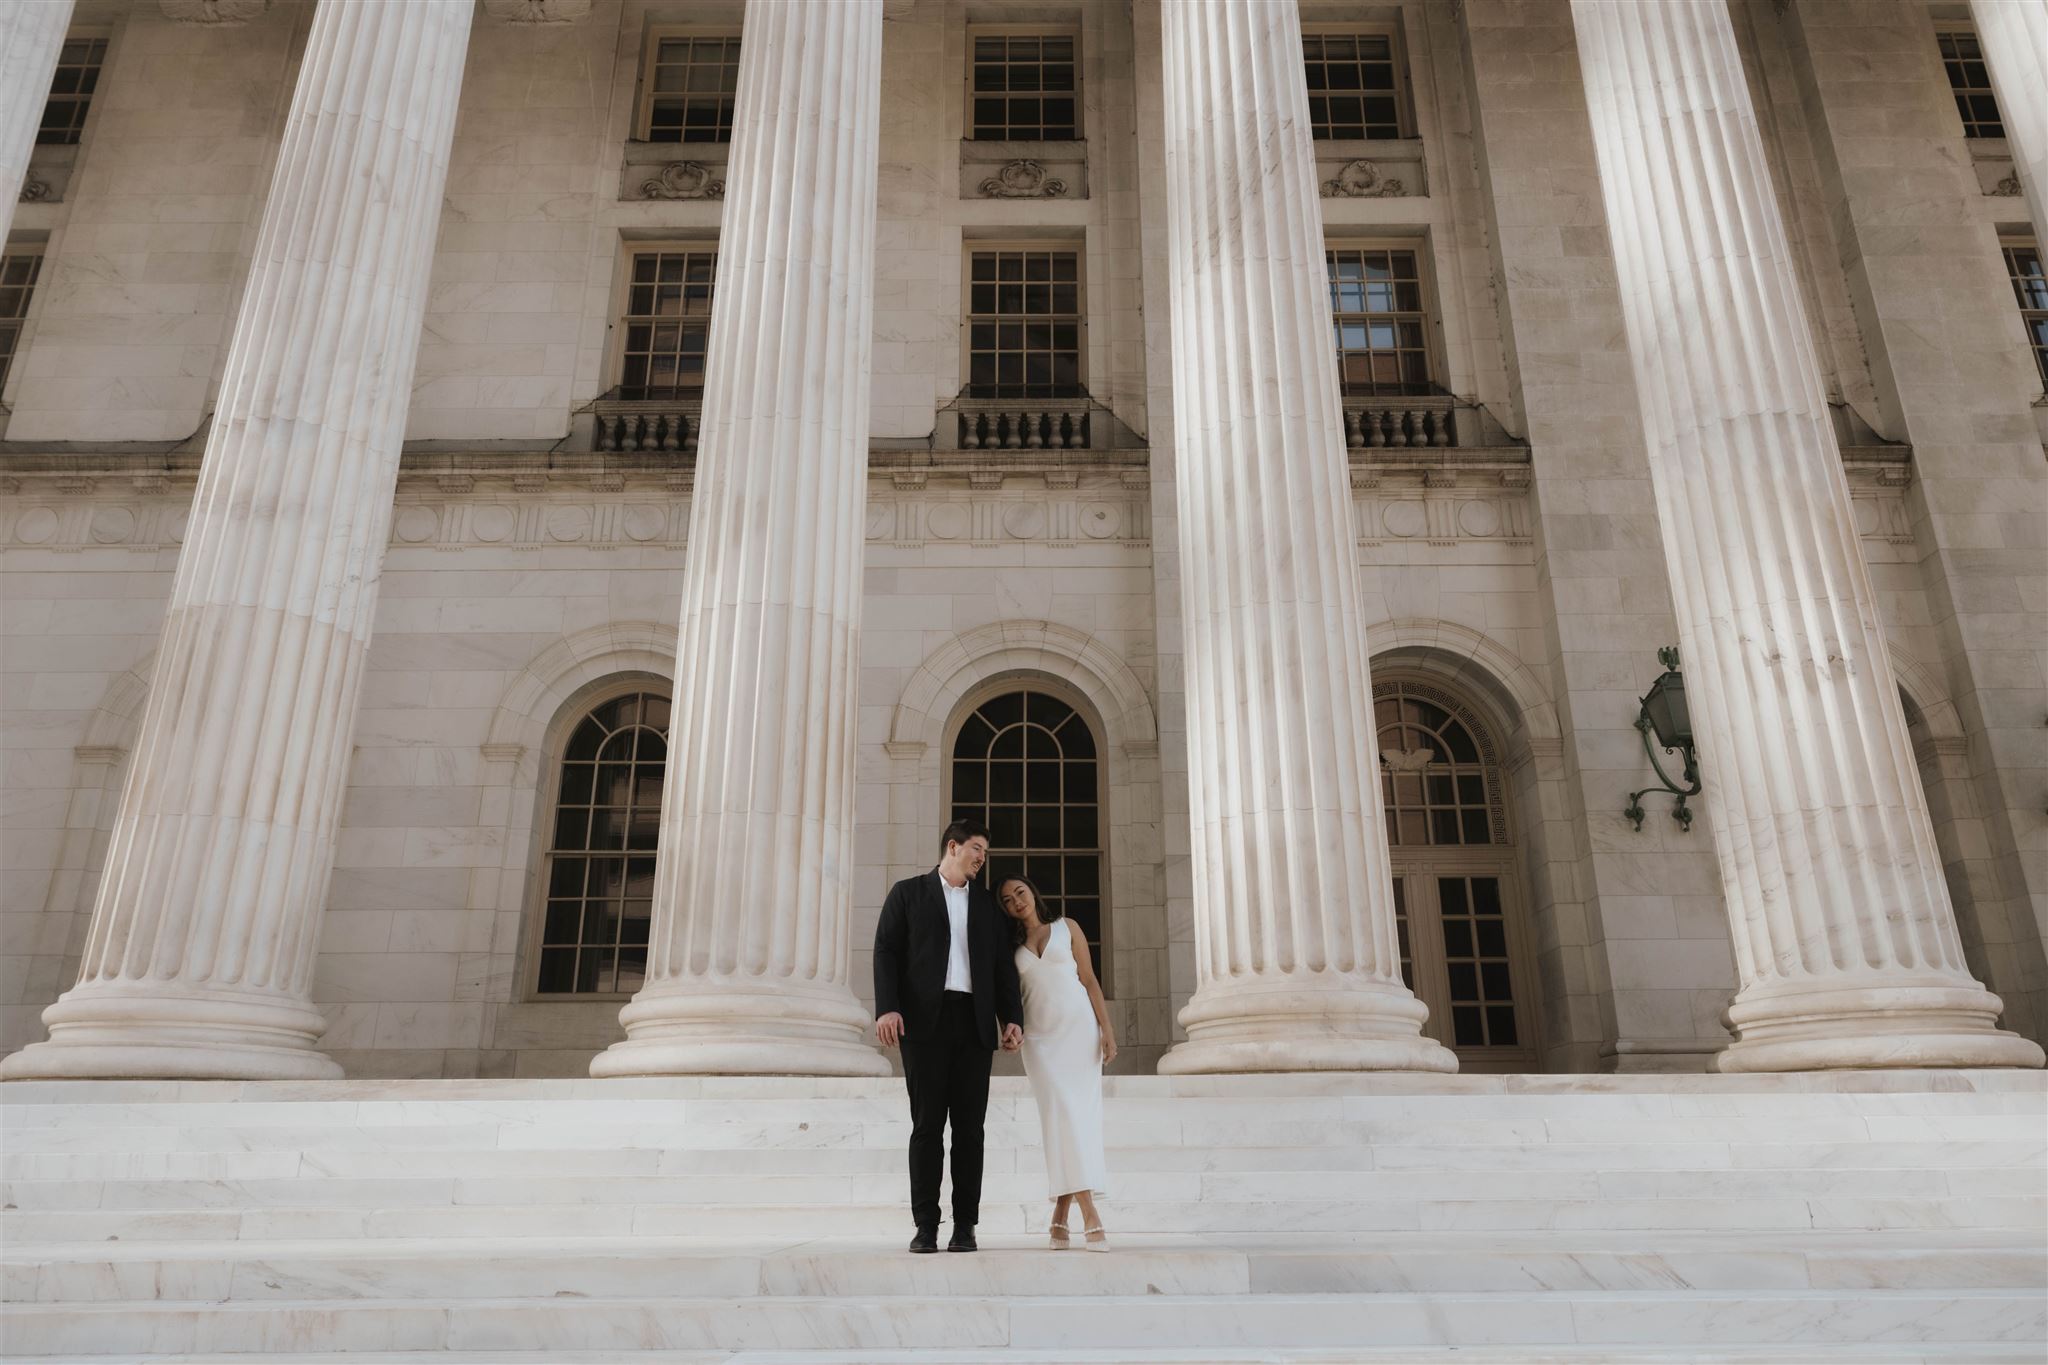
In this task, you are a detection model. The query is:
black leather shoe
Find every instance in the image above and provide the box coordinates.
[908,1225,939,1254]
[947,1226,978,1253]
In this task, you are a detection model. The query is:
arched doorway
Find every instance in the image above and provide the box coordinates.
[1375,677,1540,1069]
[947,685,1110,994]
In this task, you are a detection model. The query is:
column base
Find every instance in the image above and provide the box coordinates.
[591,975,891,1077]
[0,983,343,1081]
[1158,972,1459,1074]
[1715,977,2046,1073]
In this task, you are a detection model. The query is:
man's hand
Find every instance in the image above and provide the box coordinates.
[1000,1023,1024,1052]
[876,1012,906,1048]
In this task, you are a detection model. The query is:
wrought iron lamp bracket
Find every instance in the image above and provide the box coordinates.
[1625,645,1703,832]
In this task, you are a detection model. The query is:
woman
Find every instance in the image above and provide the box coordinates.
[999,875,1115,1250]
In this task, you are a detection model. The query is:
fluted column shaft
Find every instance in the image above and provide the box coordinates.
[1571,0,2041,1071]
[1970,0,2048,237]
[3,1,475,1081]
[1154,0,1454,1075]
[0,0,74,251]
[592,0,888,1077]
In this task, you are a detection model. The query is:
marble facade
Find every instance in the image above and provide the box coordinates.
[1,0,2042,1080]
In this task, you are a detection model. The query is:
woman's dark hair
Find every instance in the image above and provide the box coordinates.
[939,817,990,856]
[997,875,1061,948]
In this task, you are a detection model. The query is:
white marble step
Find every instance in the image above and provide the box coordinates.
[12,1349,2040,1365]
[7,1194,2041,1245]
[7,1232,2041,1304]
[9,1161,2034,1211]
[5,1288,2041,1358]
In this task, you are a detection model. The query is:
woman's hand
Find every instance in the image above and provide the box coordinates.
[1099,1025,1118,1066]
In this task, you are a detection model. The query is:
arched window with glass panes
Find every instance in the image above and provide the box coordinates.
[1374,678,1538,1068]
[948,686,1109,994]
[530,690,670,998]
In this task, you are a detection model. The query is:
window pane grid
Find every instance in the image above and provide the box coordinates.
[1303,33,1401,140]
[1376,686,1501,848]
[1937,31,2003,139]
[37,38,106,147]
[970,35,1078,140]
[1327,247,1433,397]
[966,249,1083,399]
[1439,876,1518,1048]
[0,252,42,392]
[619,249,717,400]
[2004,242,2048,390]
[537,692,670,997]
[950,690,1104,984]
[646,36,741,143]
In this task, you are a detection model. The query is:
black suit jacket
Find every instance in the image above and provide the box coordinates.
[873,869,1024,1050]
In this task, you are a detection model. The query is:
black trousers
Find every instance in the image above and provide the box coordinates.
[900,991,993,1229]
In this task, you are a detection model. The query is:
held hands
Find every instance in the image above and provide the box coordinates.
[1000,1023,1024,1052]
[875,1012,905,1048]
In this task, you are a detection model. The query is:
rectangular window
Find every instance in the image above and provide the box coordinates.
[0,247,42,393]
[1327,245,1433,397]
[969,32,1079,141]
[1304,32,1404,140]
[639,32,741,143]
[965,248,1083,399]
[38,36,107,147]
[1937,29,2003,139]
[617,247,717,400]
[2005,239,2048,390]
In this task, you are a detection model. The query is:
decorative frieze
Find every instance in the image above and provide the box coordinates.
[1320,159,1408,198]
[637,161,725,201]
[977,159,1068,198]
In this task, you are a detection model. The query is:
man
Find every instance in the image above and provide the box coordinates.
[873,818,1025,1253]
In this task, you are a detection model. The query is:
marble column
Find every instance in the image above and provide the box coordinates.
[1153,0,1455,1075]
[1571,0,2042,1071]
[1971,0,2048,231]
[2,1,474,1081]
[0,0,73,249]
[591,0,889,1078]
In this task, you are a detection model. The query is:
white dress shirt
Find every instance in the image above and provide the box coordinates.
[939,868,972,992]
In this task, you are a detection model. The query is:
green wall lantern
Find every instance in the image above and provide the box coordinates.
[1625,645,1701,832]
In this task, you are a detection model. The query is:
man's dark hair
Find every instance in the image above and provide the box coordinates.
[940,817,991,856]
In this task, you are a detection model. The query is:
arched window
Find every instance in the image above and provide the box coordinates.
[532,690,670,997]
[1374,678,1536,1068]
[949,686,1108,992]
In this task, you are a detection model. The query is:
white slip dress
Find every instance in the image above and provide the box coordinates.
[1016,918,1109,1200]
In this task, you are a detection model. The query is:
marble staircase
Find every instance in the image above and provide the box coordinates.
[2,1072,2043,1362]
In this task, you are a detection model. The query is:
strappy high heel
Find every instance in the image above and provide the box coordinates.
[1048,1222,1071,1250]
[1083,1222,1108,1252]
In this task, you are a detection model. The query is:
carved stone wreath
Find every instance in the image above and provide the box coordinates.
[978,159,1068,199]
[18,178,50,204]
[1991,172,2023,198]
[158,0,271,24]
[1321,159,1408,199]
[481,0,593,22]
[640,162,725,201]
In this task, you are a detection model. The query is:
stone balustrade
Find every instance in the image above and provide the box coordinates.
[954,402,1093,451]
[1342,398,1462,449]
[590,401,701,454]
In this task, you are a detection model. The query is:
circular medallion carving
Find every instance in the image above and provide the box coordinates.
[164,508,188,544]
[471,505,516,543]
[1002,502,1045,539]
[546,506,592,542]
[926,504,969,540]
[1853,498,1879,537]
[1381,501,1426,538]
[393,507,438,544]
[90,507,136,544]
[865,504,892,540]
[15,508,58,545]
[622,504,666,542]
[1079,503,1121,539]
[1456,500,1499,538]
